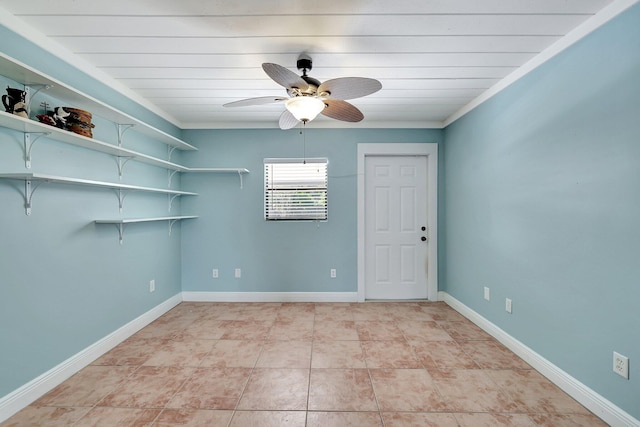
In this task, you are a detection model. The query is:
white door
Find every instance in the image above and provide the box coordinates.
[364,155,429,299]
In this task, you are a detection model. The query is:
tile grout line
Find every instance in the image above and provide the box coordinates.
[70,356,148,426]
[154,312,221,426]
[230,321,268,426]
[305,308,317,426]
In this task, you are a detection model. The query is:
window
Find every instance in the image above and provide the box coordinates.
[264,158,328,221]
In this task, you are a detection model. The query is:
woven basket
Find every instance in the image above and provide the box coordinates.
[64,107,93,125]
[61,107,94,137]
[68,122,94,138]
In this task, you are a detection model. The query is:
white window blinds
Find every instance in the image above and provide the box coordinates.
[264,158,328,221]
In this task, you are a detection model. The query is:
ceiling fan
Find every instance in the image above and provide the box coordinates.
[223,54,382,129]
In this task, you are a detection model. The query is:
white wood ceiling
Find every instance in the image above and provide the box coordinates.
[0,0,619,129]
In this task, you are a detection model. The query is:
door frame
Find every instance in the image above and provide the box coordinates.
[357,143,438,302]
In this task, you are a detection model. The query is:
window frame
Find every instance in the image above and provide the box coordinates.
[264,158,328,221]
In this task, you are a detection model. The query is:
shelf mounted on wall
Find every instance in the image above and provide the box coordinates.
[0,51,250,245]
[184,168,250,189]
[1,52,199,152]
[0,112,187,172]
[1,112,251,186]
[0,173,198,215]
[95,215,198,244]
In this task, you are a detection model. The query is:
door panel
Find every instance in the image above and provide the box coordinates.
[365,155,428,299]
[375,246,391,283]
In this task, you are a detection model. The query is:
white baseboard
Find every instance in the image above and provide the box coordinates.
[0,293,182,423]
[182,291,359,303]
[441,292,639,427]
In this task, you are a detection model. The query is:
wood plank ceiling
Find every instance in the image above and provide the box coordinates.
[0,0,617,129]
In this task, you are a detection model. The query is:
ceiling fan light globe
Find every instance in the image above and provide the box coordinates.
[285,97,325,122]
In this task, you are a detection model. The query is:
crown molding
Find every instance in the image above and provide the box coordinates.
[444,0,640,127]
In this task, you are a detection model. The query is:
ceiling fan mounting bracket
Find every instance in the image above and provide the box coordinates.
[297,54,313,75]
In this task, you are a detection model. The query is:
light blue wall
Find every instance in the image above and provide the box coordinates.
[0,28,184,396]
[0,125,185,398]
[443,4,640,419]
[180,128,443,293]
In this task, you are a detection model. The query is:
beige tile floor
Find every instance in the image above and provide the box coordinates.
[2,302,608,426]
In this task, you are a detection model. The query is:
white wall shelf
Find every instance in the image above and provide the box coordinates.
[1,112,250,181]
[0,173,197,215]
[186,168,250,173]
[0,52,248,242]
[0,111,188,172]
[0,52,197,151]
[181,167,250,188]
[95,216,198,244]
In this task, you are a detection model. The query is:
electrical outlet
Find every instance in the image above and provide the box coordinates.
[212,268,219,278]
[235,268,241,278]
[484,287,490,301]
[613,352,629,379]
[149,279,155,293]
[505,298,512,313]
[330,268,337,278]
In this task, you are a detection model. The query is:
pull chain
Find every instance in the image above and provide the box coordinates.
[300,120,307,164]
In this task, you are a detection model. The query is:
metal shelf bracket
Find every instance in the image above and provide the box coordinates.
[25,84,53,111]
[238,170,244,189]
[115,189,129,212]
[23,179,46,216]
[116,156,134,179]
[24,132,51,169]
[116,124,135,147]
[168,169,180,187]
[115,223,125,245]
[169,218,179,236]
[168,145,178,162]
[168,194,180,212]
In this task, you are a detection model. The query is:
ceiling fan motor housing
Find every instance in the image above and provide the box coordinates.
[287,75,321,97]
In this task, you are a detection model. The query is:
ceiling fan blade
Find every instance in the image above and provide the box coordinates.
[279,109,299,130]
[223,96,287,107]
[318,77,382,100]
[263,63,309,91]
[321,99,364,122]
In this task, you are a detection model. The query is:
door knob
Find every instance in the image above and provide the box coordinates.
[421,226,426,231]
[421,236,427,241]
